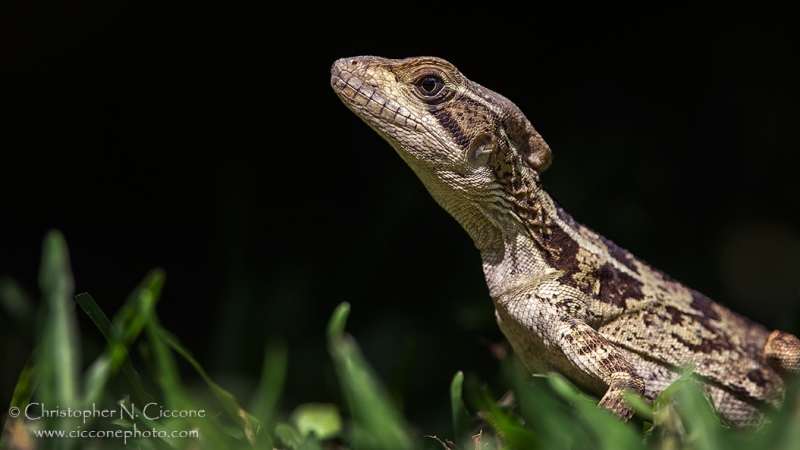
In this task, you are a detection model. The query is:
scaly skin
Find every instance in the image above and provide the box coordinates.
[330,55,800,426]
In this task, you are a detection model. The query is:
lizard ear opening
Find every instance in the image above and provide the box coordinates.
[467,133,495,169]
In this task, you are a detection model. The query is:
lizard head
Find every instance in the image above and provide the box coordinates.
[331,56,552,247]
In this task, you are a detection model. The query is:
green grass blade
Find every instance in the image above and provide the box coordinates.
[37,230,80,448]
[623,390,654,423]
[674,380,725,450]
[326,302,350,339]
[143,314,185,403]
[770,378,800,450]
[250,341,288,427]
[143,313,234,449]
[160,328,271,448]
[8,352,38,410]
[0,276,36,332]
[80,353,113,415]
[75,292,155,405]
[76,292,115,341]
[500,361,577,449]
[450,371,470,443]
[464,373,539,449]
[275,422,305,449]
[546,374,642,450]
[114,268,165,345]
[2,353,38,445]
[328,332,415,450]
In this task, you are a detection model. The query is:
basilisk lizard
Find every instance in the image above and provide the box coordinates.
[330,56,800,427]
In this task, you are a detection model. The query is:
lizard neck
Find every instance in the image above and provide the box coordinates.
[450,176,566,299]
[476,177,645,302]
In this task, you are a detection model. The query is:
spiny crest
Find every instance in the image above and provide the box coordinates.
[489,129,548,230]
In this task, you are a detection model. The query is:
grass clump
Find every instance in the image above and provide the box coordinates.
[1,230,799,449]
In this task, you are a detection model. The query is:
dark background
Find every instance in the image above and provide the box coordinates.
[2,4,799,436]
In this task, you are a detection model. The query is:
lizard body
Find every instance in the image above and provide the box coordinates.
[330,56,800,426]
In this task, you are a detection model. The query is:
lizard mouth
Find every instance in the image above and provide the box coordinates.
[329,59,349,94]
[330,57,459,170]
[330,58,424,133]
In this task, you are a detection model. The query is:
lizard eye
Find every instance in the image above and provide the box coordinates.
[415,76,445,98]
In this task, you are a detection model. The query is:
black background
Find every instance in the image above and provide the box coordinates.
[2,4,799,435]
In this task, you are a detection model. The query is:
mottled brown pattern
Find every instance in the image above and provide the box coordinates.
[598,234,640,274]
[597,263,644,308]
[534,215,579,268]
[747,368,769,387]
[690,290,721,321]
[670,329,735,354]
[331,55,800,427]
[577,341,599,355]
[430,108,469,148]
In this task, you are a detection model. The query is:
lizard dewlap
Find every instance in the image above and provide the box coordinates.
[331,55,800,427]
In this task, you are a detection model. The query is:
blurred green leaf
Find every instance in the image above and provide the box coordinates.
[250,341,288,427]
[1,354,37,446]
[275,422,304,449]
[114,268,165,346]
[326,302,350,339]
[651,366,696,440]
[8,353,37,410]
[502,362,575,449]
[766,377,800,449]
[0,276,36,332]
[290,403,342,439]
[465,373,539,449]
[675,379,725,450]
[144,311,233,448]
[623,390,653,423]
[75,291,155,406]
[161,328,269,447]
[547,373,642,450]
[37,230,80,449]
[327,304,415,450]
[450,371,470,444]
[80,353,112,415]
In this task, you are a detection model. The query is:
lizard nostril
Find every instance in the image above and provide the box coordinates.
[350,60,358,65]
